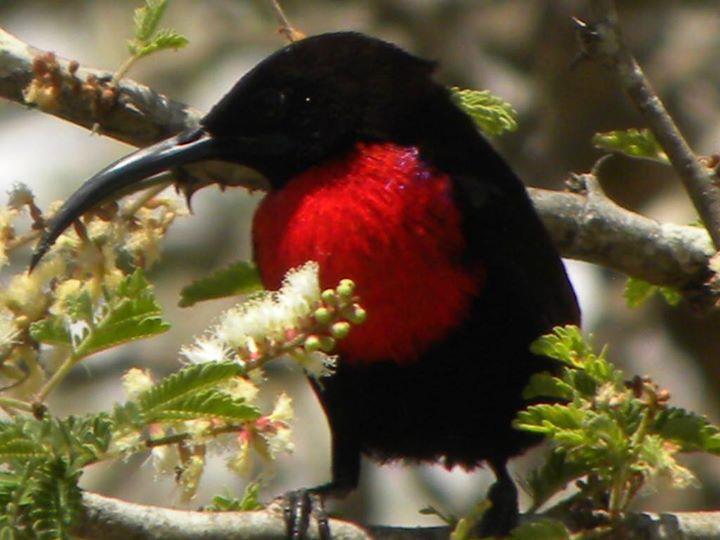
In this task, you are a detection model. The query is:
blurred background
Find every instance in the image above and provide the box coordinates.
[1,0,720,528]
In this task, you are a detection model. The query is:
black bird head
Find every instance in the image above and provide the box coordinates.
[30,32,471,269]
[202,32,441,180]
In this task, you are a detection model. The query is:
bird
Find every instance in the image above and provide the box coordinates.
[31,32,580,538]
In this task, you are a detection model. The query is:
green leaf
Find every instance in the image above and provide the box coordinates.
[112,402,145,434]
[592,128,669,164]
[138,361,244,416]
[65,290,93,323]
[624,277,682,308]
[658,286,683,306]
[514,404,586,435]
[58,415,114,467]
[206,484,264,512]
[29,318,71,347]
[0,466,36,533]
[0,427,47,461]
[179,260,263,307]
[145,389,259,423]
[74,269,170,359]
[28,459,82,540]
[624,277,655,308]
[510,518,571,540]
[530,325,593,367]
[522,450,589,510]
[0,415,115,468]
[133,29,189,59]
[0,472,20,506]
[655,407,720,454]
[563,369,598,398]
[449,500,491,540]
[133,0,168,43]
[523,372,573,400]
[450,87,518,136]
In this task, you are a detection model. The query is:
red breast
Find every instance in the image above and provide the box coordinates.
[252,142,482,366]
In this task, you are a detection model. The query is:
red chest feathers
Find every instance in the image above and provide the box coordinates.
[252,143,481,366]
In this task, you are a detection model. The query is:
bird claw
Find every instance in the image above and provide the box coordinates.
[280,488,331,540]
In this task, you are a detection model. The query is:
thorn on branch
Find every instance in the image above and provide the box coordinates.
[572,15,618,63]
[269,0,305,43]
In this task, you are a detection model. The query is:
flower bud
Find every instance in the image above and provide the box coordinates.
[321,289,336,304]
[314,306,332,325]
[348,304,367,325]
[331,321,351,340]
[337,279,355,300]
[304,335,321,353]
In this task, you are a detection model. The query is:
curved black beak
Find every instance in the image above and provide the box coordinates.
[30,128,246,270]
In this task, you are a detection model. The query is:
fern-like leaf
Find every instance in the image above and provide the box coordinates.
[179,260,263,307]
[138,361,243,417]
[28,459,82,540]
[145,389,259,423]
[451,87,518,136]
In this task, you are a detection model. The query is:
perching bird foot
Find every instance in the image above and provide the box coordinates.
[279,488,331,540]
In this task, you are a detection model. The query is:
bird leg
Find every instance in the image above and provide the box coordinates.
[282,428,360,539]
[281,479,356,540]
[477,459,519,537]
[283,488,328,540]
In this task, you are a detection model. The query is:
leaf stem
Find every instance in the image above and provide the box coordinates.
[608,461,629,521]
[0,395,33,412]
[35,353,79,402]
[110,55,140,87]
[120,180,172,218]
[145,423,245,448]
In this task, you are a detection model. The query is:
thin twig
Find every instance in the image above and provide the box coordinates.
[577,1,720,250]
[110,54,140,87]
[144,423,245,449]
[120,179,173,218]
[269,0,305,42]
[6,229,41,252]
[35,350,80,402]
[0,395,32,413]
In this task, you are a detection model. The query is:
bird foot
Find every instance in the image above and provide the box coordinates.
[278,486,332,540]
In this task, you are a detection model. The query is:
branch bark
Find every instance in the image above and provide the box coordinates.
[529,180,713,289]
[0,27,200,147]
[75,491,720,540]
[577,1,720,250]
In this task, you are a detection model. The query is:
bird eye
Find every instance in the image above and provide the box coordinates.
[253,89,289,125]
[265,89,287,110]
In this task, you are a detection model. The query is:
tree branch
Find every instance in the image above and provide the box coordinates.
[75,491,720,540]
[75,492,375,540]
[575,1,720,251]
[529,180,713,289]
[0,27,200,147]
